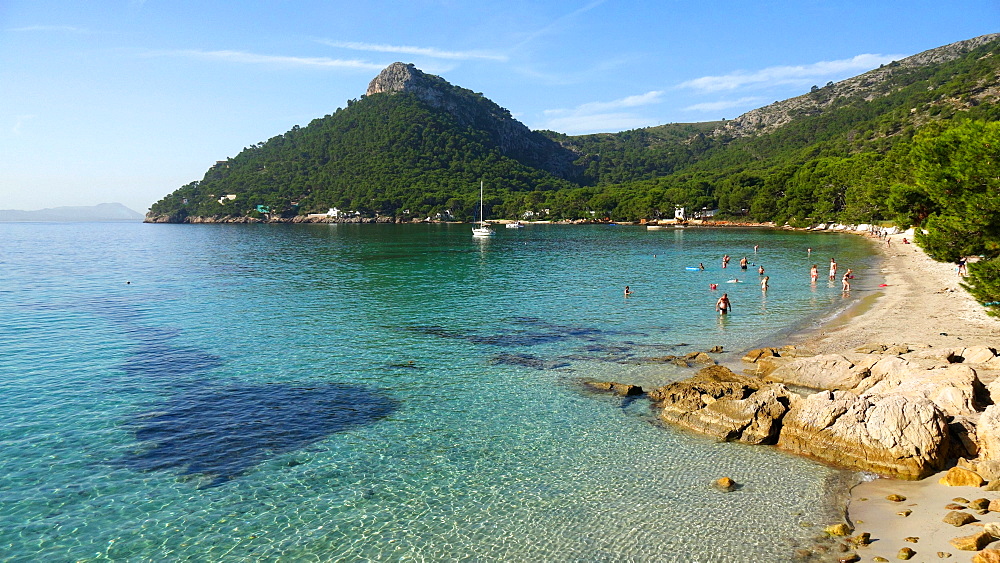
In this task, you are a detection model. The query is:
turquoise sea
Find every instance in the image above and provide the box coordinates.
[0,222,879,561]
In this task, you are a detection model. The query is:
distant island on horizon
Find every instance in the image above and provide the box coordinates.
[0,203,144,222]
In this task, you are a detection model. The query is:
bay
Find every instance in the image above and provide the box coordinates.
[0,222,876,560]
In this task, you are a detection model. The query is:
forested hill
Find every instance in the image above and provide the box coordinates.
[147,34,1000,227]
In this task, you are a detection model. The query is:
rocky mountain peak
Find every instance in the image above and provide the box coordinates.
[366,62,451,101]
[715,33,1000,138]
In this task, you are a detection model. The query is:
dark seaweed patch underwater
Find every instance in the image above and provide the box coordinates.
[122,382,398,486]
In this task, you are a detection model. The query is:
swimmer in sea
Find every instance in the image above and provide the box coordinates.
[709,283,718,290]
[761,276,769,291]
[624,285,633,296]
[758,265,765,275]
[810,264,819,283]
[716,293,731,315]
[699,263,705,270]
[722,254,730,268]
[739,256,748,270]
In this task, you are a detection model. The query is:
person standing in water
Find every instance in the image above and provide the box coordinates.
[722,254,730,268]
[739,256,748,270]
[716,293,732,315]
[842,269,853,291]
[810,264,819,282]
[761,276,769,291]
[624,285,633,296]
[758,265,765,275]
[829,258,838,281]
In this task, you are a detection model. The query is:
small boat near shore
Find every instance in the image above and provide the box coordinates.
[472,181,494,238]
[506,221,524,229]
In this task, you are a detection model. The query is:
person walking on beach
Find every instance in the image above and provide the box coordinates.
[829,258,837,281]
[810,264,819,282]
[958,258,968,277]
[842,269,853,291]
[716,293,732,315]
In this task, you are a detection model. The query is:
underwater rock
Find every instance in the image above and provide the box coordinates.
[583,380,643,396]
[121,382,398,486]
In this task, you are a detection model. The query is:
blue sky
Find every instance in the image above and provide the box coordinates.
[1,1,997,213]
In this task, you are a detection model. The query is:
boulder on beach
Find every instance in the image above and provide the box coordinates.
[950,530,994,551]
[939,466,986,487]
[777,390,950,479]
[973,549,1000,563]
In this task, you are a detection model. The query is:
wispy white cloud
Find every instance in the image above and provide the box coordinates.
[318,40,507,62]
[683,97,763,112]
[679,53,908,93]
[11,114,36,135]
[515,0,607,49]
[151,49,385,70]
[8,25,90,33]
[541,90,665,134]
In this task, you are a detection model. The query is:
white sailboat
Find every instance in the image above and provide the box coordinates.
[472,180,495,237]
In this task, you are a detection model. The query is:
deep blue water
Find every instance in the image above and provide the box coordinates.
[0,222,878,560]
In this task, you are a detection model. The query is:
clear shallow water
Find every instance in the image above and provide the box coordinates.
[0,223,877,561]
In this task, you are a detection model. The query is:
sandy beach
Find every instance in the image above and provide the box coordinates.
[797,232,1000,562]
[795,232,1000,356]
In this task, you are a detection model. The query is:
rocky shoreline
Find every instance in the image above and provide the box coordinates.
[586,230,1000,560]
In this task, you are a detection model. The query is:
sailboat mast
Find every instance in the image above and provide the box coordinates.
[480,180,484,225]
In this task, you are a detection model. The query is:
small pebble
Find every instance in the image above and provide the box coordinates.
[937,552,951,559]
[897,546,915,560]
[953,497,971,503]
[873,558,889,563]
[944,503,967,510]
[897,509,912,517]
[887,494,907,502]
[969,498,990,510]
[903,536,918,543]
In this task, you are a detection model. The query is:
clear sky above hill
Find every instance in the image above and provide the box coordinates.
[1,0,997,213]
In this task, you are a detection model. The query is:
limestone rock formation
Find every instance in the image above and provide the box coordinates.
[862,363,983,418]
[763,354,873,390]
[777,391,949,479]
[651,366,791,445]
[715,33,1000,139]
[976,405,1000,461]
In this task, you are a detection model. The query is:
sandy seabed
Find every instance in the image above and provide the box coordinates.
[796,232,1000,561]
